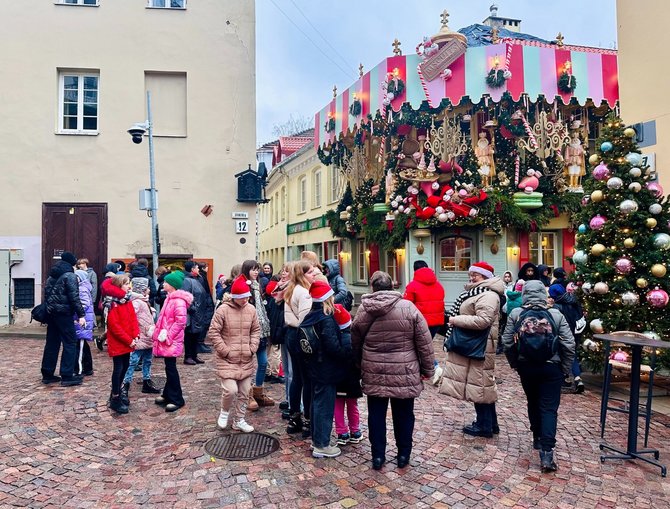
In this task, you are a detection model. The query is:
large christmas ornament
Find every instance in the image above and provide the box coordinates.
[629,167,642,178]
[651,264,667,277]
[607,177,623,190]
[615,258,634,274]
[583,338,599,351]
[621,291,639,306]
[590,319,604,333]
[578,224,587,234]
[591,190,604,202]
[646,287,669,308]
[581,282,593,294]
[592,163,610,180]
[625,152,643,166]
[649,203,663,215]
[619,200,638,215]
[594,282,609,294]
[653,233,670,250]
[624,237,636,248]
[600,141,613,152]
[589,215,607,230]
[642,331,661,341]
[588,153,600,165]
[628,182,642,193]
[636,277,649,288]
[612,349,629,362]
[624,127,636,138]
[646,218,658,228]
[573,250,588,264]
[591,243,606,256]
[646,182,664,198]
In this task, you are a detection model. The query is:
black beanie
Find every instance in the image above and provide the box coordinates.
[61,251,77,266]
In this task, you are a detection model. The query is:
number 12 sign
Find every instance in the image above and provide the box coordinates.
[235,220,249,234]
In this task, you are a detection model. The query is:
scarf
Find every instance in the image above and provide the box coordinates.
[251,280,271,338]
[443,285,491,350]
[102,290,132,313]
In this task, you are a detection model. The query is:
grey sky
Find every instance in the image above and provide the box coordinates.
[256,0,617,146]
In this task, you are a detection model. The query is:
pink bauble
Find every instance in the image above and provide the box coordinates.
[589,215,607,230]
[611,349,629,362]
[615,258,633,274]
[646,182,664,198]
[646,287,669,308]
[592,163,610,181]
[566,282,577,293]
[581,196,590,206]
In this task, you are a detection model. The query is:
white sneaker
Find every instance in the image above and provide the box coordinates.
[232,419,254,433]
[312,445,341,458]
[217,410,229,429]
[431,365,444,386]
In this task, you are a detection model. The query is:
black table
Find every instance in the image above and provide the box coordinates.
[594,333,668,477]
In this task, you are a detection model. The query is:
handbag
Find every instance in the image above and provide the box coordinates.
[30,302,49,324]
[445,326,491,360]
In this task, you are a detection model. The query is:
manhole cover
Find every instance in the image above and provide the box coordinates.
[204,432,280,461]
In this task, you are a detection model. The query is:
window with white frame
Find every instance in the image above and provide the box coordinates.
[529,232,557,267]
[299,177,307,213]
[329,166,340,203]
[356,239,368,282]
[148,0,186,8]
[440,236,472,272]
[274,192,279,224]
[61,0,98,5]
[386,251,399,286]
[280,187,286,221]
[314,170,322,208]
[59,72,99,133]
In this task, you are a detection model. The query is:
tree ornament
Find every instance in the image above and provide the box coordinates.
[606,177,623,190]
[621,291,639,306]
[636,278,649,288]
[612,349,629,362]
[573,250,588,264]
[651,264,667,277]
[589,215,607,230]
[629,167,642,178]
[594,282,609,294]
[646,182,664,198]
[588,153,600,165]
[619,200,638,215]
[592,163,610,180]
[649,203,663,215]
[624,127,636,138]
[591,243,606,256]
[583,338,599,351]
[578,224,587,234]
[624,238,636,248]
[438,213,449,222]
[600,141,613,152]
[642,331,661,340]
[582,282,593,294]
[590,319,604,333]
[646,218,658,228]
[591,190,604,202]
[346,205,353,212]
[615,258,634,274]
[646,287,669,308]
[628,182,642,193]
[653,233,670,250]
[625,152,643,166]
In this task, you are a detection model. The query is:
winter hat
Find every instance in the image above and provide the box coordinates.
[230,275,252,299]
[333,304,352,329]
[549,284,566,299]
[265,280,278,295]
[468,261,494,279]
[553,267,566,279]
[75,269,89,282]
[164,271,185,291]
[131,277,149,294]
[309,280,334,302]
[514,279,525,292]
[61,251,77,266]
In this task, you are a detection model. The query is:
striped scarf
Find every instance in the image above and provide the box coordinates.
[443,285,491,350]
[102,290,132,313]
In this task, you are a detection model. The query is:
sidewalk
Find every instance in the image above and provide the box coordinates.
[1,337,669,508]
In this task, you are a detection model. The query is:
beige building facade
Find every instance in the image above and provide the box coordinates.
[0,0,256,320]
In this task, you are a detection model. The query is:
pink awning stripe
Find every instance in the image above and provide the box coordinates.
[586,52,604,105]
[539,47,558,100]
[506,43,525,101]
[602,54,619,106]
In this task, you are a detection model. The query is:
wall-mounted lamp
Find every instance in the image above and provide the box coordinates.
[394,248,405,257]
[364,249,371,257]
[412,229,431,255]
[510,244,520,257]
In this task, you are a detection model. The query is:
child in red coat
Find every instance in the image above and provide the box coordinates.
[101,274,139,414]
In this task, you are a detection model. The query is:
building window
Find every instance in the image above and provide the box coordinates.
[356,239,368,282]
[274,192,279,224]
[280,187,286,221]
[529,232,557,267]
[329,166,340,203]
[148,0,186,8]
[326,241,339,261]
[440,236,472,272]
[314,170,322,208]
[60,0,98,5]
[386,251,399,285]
[299,177,307,213]
[58,72,99,133]
[13,279,35,309]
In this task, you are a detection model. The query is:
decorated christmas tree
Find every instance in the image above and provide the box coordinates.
[573,115,670,370]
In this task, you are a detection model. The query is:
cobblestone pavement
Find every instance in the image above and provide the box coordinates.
[1,338,670,509]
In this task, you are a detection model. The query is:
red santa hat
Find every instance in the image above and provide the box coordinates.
[468,261,495,279]
[333,304,352,329]
[230,275,252,299]
[265,280,278,295]
[309,280,334,302]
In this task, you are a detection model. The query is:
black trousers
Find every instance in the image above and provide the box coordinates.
[286,327,312,418]
[76,340,93,375]
[41,313,78,379]
[111,353,130,395]
[163,357,185,406]
[518,362,564,451]
[184,331,199,360]
[473,402,498,432]
[367,396,415,460]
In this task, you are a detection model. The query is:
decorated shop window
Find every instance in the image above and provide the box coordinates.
[356,239,369,282]
[386,251,399,286]
[440,236,472,272]
[529,232,557,267]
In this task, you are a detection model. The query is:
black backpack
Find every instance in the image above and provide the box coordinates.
[513,306,559,363]
[343,291,354,312]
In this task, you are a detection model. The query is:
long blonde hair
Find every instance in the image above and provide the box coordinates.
[322,295,335,315]
[284,260,312,306]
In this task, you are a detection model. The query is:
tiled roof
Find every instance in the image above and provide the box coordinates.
[458,23,550,47]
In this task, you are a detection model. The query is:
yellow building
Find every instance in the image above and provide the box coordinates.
[617,0,668,190]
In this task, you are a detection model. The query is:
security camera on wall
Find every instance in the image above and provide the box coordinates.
[127,124,146,144]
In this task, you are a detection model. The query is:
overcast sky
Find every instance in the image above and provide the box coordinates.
[256,0,617,146]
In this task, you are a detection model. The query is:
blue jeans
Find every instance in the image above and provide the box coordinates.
[124,348,153,384]
[255,338,269,386]
[311,382,337,448]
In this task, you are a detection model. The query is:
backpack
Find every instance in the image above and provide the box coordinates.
[30,302,49,324]
[343,291,354,312]
[513,306,559,363]
[298,324,321,356]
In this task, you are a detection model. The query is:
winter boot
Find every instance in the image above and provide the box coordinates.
[142,379,161,394]
[217,410,229,429]
[286,412,303,434]
[109,395,129,414]
[253,386,275,407]
[302,418,311,439]
[120,382,130,406]
[540,450,558,473]
[248,387,259,412]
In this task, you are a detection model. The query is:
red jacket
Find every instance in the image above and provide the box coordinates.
[102,279,139,357]
[403,267,445,327]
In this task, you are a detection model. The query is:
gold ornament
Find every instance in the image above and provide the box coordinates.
[624,127,636,138]
[588,153,600,165]
[651,264,667,277]
[636,278,649,288]
[623,238,636,248]
[591,243,606,256]
[591,190,604,202]
[646,218,658,228]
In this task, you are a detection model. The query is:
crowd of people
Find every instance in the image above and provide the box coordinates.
[39,251,579,473]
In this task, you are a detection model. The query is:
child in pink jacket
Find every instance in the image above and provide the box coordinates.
[152,271,192,413]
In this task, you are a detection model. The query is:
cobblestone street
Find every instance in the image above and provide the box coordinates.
[1,337,670,508]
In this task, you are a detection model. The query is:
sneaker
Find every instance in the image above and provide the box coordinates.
[60,377,83,387]
[232,419,254,433]
[41,375,61,385]
[94,335,104,352]
[462,423,493,438]
[217,410,229,429]
[349,431,363,444]
[142,379,161,394]
[312,445,341,458]
[575,379,585,394]
[337,433,350,446]
[165,403,182,413]
[431,365,444,386]
[184,358,197,366]
[279,400,289,410]
[540,450,558,472]
[302,419,311,439]
[154,396,168,406]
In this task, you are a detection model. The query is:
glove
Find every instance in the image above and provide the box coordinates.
[158,329,168,343]
[148,325,156,338]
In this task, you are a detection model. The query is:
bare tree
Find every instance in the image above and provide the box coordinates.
[272,113,312,137]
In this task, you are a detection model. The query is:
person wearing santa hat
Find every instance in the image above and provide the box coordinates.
[440,261,505,439]
[207,275,261,433]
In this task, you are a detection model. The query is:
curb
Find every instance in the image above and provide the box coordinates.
[0,329,47,340]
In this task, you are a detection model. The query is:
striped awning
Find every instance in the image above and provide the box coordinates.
[314,40,618,148]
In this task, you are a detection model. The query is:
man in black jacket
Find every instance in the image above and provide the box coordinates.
[181,261,212,364]
[41,251,86,386]
[196,261,214,354]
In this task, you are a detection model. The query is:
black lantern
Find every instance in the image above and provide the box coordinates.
[235,163,268,203]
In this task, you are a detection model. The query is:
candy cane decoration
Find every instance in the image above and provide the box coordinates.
[378,78,389,163]
[503,44,513,79]
[521,113,538,149]
[514,153,520,185]
[416,64,433,107]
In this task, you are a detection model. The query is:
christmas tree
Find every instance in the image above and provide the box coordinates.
[573,114,670,370]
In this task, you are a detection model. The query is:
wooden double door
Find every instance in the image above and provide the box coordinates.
[42,203,108,288]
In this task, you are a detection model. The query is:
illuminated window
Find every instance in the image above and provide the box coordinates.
[356,239,368,282]
[529,232,557,266]
[440,236,472,272]
[386,251,399,285]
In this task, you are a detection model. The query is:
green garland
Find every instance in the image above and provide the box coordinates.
[486,68,506,88]
[387,78,405,97]
[349,99,362,116]
[324,117,336,133]
[557,72,577,93]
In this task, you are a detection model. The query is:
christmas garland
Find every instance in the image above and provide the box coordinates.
[486,68,506,89]
[387,78,405,97]
[557,72,577,93]
[349,99,362,116]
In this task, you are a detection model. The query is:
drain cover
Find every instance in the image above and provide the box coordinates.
[204,432,280,461]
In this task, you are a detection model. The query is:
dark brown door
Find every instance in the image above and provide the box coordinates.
[42,203,108,288]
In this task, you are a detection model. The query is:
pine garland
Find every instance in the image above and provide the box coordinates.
[349,99,362,116]
[486,68,506,88]
[557,72,577,93]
